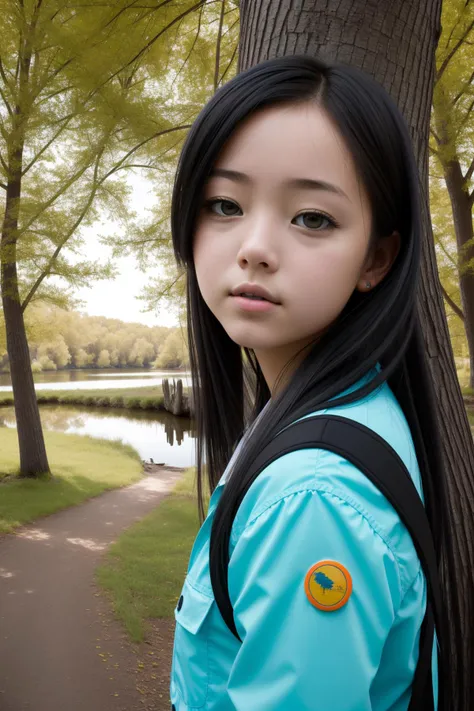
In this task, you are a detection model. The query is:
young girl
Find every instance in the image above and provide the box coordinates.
[169,55,467,710]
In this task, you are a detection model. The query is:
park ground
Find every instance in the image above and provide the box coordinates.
[0,426,200,710]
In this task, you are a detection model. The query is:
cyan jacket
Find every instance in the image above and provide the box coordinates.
[170,367,438,710]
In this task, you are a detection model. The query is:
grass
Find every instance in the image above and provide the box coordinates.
[0,385,192,412]
[96,467,204,642]
[0,428,143,533]
[0,386,165,411]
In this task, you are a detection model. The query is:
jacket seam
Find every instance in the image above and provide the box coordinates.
[232,486,405,599]
[393,565,424,619]
[185,576,214,599]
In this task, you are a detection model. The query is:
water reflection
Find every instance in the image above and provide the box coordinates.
[0,368,191,392]
[0,405,196,468]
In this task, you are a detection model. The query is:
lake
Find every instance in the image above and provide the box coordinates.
[0,367,192,392]
[1,369,471,468]
[0,369,196,467]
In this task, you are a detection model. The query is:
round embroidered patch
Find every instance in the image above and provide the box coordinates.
[304,560,352,612]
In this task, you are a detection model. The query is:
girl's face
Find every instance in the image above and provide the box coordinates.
[193,103,399,390]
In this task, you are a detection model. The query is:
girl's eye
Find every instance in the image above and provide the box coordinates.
[207,199,242,217]
[292,212,335,231]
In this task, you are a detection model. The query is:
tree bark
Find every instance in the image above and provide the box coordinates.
[0,10,50,476]
[239,0,474,695]
[1,180,50,476]
[442,157,474,389]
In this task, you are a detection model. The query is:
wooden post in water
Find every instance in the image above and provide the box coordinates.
[162,378,193,417]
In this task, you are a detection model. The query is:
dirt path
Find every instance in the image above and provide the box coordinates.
[0,464,183,711]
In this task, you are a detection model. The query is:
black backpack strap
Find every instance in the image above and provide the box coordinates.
[212,414,442,710]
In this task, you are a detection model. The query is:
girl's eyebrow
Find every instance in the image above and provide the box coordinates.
[208,168,349,200]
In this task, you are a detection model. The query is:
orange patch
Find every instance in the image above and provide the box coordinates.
[304,560,352,612]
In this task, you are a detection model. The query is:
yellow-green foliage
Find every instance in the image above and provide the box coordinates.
[0,304,189,372]
[0,429,142,533]
[433,0,474,171]
[429,0,474,359]
[0,0,239,322]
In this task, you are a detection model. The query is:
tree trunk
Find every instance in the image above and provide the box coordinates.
[239,0,474,697]
[0,9,50,476]
[1,179,50,476]
[442,158,474,389]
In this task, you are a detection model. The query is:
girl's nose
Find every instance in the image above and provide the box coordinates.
[236,220,279,272]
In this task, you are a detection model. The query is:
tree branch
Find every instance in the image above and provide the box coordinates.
[0,181,7,191]
[214,0,226,91]
[21,150,104,311]
[0,116,8,142]
[0,152,9,175]
[114,234,167,247]
[460,97,474,130]
[219,40,238,84]
[0,85,13,116]
[172,4,204,85]
[101,0,157,31]
[102,123,191,181]
[441,284,465,322]
[34,58,74,100]
[37,84,75,106]
[155,273,182,299]
[103,0,207,86]
[21,113,75,176]
[465,158,474,184]
[452,69,474,106]
[437,16,474,83]
[19,120,188,308]
[220,15,239,39]
[0,55,13,90]
[436,231,458,268]
[18,162,90,237]
[430,127,441,145]
[445,7,466,51]
[111,163,164,171]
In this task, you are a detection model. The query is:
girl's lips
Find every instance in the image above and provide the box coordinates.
[230,295,279,312]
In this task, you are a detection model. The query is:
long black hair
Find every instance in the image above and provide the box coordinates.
[171,55,467,710]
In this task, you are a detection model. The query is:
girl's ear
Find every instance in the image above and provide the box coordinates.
[356,231,401,292]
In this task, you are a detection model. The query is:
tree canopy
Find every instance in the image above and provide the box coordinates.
[0,303,189,372]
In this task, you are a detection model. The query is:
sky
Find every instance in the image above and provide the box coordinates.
[73,174,179,329]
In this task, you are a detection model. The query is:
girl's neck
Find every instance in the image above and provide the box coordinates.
[254,339,315,395]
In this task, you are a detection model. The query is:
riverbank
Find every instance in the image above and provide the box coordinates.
[0,428,143,534]
[0,384,195,414]
[0,386,165,412]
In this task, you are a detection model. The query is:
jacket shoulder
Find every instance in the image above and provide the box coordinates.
[232,382,423,593]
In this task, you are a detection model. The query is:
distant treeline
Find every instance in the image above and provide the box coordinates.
[0,305,189,372]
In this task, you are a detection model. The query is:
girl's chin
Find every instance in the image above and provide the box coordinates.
[224,329,289,352]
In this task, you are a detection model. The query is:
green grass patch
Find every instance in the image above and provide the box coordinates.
[96,467,203,642]
[0,382,192,416]
[0,428,142,533]
[0,386,165,411]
